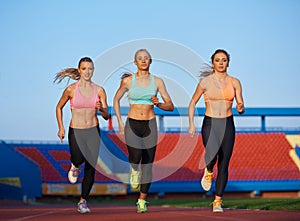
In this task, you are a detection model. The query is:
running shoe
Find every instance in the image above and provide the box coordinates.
[136,199,148,213]
[68,163,81,184]
[201,168,213,191]
[77,199,91,214]
[130,168,140,190]
[212,199,223,212]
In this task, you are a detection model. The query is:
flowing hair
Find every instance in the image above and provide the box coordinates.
[199,63,214,79]
[120,67,134,79]
[53,57,93,84]
[121,72,132,79]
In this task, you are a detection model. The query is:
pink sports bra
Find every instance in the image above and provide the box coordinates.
[201,75,235,103]
[70,82,99,110]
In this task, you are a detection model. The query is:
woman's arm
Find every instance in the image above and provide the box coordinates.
[113,78,129,135]
[56,85,72,143]
[97,86,110,120]
[233,77,245,114]
[152,77,174,111]
[188,82,204,137]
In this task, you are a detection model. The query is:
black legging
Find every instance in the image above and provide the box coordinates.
[68,125,100,199]
[125,118,158,194]
[201,115,235,197]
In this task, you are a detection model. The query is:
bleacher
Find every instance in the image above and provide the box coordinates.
[107,131,300,193]
[0,107,299,200]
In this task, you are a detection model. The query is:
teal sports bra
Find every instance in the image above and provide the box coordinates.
[128,74,157,105]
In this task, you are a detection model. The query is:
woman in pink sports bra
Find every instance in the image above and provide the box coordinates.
[188,49,245,213]
[55,57,110,214]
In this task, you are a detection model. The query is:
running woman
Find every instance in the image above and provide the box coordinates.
[188,49,245,212]
[113,49,174,213]
[55,57,110,213]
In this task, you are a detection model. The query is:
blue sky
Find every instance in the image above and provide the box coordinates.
[0,0,299,141]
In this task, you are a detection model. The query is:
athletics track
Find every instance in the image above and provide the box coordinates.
[0,200,299,221]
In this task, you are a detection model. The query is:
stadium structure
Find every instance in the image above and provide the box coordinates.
[0,107,299,201]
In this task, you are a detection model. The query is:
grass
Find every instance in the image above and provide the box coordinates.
[149,198,300,211]
[37,196,300,211]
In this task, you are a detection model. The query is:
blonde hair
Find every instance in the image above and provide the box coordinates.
[120,49,152,80]
[53,68,80,84]
[134,49,152,61]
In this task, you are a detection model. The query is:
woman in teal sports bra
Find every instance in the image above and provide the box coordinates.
[113,49,174,213]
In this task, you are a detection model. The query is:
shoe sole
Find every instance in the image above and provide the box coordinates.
[68,172,77,184]
[201,179,212,191]
[77,207,91,214]
[78,210,91,214]
[131,184,140,190]
[137,207,147,213]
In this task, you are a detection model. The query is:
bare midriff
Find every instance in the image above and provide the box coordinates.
[128,104,155,120]
[204,101,233,118]
[70,109,99,128]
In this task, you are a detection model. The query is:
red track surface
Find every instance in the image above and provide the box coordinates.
[1,202,299,221]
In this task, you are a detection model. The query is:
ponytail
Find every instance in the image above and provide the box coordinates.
[53,57,93,84]
[53,68,80,84]
[121,72,132,79]
[199,63,214,79]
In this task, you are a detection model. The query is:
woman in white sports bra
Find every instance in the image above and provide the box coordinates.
[113,49,174,213]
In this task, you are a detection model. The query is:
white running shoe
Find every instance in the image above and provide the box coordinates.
[77,199,91,214]
[130,168,140,190]
[68,163,81,184]
[201,168,214,191]
[212,199,224,212]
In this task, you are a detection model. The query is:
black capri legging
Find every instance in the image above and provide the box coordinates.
[125,117,158,194]
[68,125,100,200]
[201,115,235,197]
